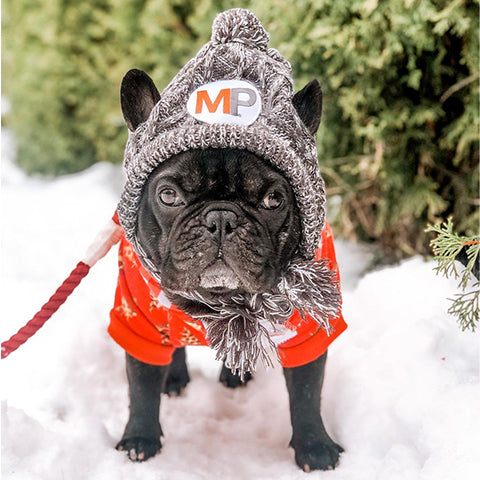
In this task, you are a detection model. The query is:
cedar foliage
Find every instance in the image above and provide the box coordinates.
[2,0,479,261]
[426,218,479,332]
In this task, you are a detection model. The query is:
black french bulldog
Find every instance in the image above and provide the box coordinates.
[115,70,343,471]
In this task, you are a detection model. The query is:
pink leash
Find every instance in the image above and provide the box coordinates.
[1,213,123,360]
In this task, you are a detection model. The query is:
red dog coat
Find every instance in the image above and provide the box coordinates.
[108,223,347,368]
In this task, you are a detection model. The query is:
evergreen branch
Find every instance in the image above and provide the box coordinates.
[426,218,480,332]
[426,218,480,287]
[448,286,479,332]
[440,72,480,103]
[460,241,480,289]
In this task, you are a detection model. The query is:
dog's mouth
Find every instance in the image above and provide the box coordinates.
[198,260,240,292]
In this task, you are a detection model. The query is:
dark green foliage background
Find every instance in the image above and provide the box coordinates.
[2,0,479,260]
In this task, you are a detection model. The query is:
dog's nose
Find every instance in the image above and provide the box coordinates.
[204,209,238,244]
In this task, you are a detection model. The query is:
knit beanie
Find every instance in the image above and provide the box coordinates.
[117,8,326,260]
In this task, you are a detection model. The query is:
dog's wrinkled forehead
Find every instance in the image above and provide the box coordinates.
[149,148,291,200]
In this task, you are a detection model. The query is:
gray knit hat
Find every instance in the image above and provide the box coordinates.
[117,8,326,259]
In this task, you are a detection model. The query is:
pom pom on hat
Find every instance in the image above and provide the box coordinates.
[211,8,270,51]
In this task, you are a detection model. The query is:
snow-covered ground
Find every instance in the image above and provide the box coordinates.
[1,130,479,480]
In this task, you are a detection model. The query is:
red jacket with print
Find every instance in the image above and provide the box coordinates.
[108,223,347,368]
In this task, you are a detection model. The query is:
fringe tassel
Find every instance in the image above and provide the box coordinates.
[172,257,341,380]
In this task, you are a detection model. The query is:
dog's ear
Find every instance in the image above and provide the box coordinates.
[292,79,323,135]
[121,69,161,131]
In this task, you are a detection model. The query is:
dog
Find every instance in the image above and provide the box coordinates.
[109,9,346,472]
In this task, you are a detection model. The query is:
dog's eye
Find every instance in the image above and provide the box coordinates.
[261,191,283,210]
[159,188,184,207]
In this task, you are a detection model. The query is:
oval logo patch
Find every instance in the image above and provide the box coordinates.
[186,80,262,126]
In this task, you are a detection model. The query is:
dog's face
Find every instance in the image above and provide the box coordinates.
[120,69,323,312]
[136,148,301,302]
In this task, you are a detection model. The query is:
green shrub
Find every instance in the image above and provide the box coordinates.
[2,0,478,260]
[252,0,479,260]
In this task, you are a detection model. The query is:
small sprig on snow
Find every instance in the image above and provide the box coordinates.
[426,218,479,332]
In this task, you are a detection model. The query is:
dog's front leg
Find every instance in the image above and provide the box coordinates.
[283,351,343,471]
[116,353,168,462]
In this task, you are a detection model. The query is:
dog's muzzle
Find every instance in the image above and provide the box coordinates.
[198,203,244,290]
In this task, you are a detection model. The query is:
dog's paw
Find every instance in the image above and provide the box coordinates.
[291,436,343,472]
[164,370,190,396]
[116,437,162,462]
[219,364,253,388]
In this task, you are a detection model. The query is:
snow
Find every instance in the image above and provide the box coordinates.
[1,129,479,480]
